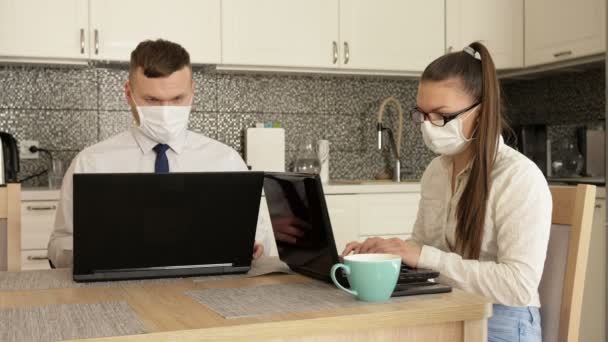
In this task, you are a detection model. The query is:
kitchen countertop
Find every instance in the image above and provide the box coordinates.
[20,183,603,199]
[21,187,61,201]
[323,180,421,194]
[20,181,423,201]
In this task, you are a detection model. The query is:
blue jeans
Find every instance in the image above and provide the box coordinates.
[488,304,542,342]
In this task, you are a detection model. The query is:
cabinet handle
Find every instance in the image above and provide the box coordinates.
[80,28,85,54]
[344,42,350,64]
[553,50,572,58]
[332,41,338,64]
[27,255,49,261]
[27,205,57,211]
[94,29,99,55]
[595,204,602,209]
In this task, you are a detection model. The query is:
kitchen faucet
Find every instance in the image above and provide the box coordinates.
[376,96,404,182]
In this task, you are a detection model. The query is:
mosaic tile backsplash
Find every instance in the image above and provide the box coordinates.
[0,64,434,187]
[503,65,606,170]
[0,63,604,187]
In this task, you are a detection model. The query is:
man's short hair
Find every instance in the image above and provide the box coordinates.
[129,39,191,81]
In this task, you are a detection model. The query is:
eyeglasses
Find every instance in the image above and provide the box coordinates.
[410,101,481,127]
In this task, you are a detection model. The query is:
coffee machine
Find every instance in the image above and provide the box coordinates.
[0,132,20,185]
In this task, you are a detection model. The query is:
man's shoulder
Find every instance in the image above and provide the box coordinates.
[186,131,240,155]
[80,131,136,155]
[184,131,246,170]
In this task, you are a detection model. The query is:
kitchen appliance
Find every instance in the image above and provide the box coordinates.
[577,126,605,178]
[245,128,285,172]
[512,124,548,176]
[0,132,20,185]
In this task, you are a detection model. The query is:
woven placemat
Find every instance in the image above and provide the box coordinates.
[0,269,181,291]
[186,281,416,319]
[0,257,291,291]
[191,256,293,282]
[0,301,146,342]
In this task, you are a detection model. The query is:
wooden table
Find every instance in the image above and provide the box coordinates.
[0,272,492,342]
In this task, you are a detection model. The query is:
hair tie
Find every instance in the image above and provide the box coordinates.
[463,46,481,60]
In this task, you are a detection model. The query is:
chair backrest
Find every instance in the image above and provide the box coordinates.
[539,184,596,342]
[0,183,20,271]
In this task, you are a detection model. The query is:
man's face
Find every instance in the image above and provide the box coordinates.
[125,66,195,124]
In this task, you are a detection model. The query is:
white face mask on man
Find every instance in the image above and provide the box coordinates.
[420,110,475,156]
[132,99,191,144]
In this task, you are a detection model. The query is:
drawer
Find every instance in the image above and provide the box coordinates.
[21,201,58,250]
[358,193,420,236]
[21,249,50,271]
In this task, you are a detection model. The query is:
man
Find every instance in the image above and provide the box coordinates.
[48,39,269,268]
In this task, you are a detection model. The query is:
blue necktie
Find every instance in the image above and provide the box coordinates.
[153,144,170,173]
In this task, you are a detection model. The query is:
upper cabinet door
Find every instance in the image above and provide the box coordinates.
[339,0,444,72]
[222,0,340,68]
[525,0,606,67]
[446,0,523,70]
[89,0,221,64]
[0,0,88,61]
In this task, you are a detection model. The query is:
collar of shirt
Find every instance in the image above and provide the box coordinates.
[130,127,187,155]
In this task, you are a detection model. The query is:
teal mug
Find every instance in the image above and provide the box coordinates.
[330,253,401,302]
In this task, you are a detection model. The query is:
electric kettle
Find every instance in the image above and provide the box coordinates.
[0,132,20,185]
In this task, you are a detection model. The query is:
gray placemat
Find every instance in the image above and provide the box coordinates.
[0,269,181,291]
[0,301,146,342]
[186,281,416,319]
[191,256,293,282]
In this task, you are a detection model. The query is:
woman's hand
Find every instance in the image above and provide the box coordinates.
[253,242,264,259]
[342,237,422,268]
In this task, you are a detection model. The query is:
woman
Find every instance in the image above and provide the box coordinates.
[343,42,551,342]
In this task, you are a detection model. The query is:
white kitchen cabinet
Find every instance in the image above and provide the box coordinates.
[21,249,51,271]
[325,195,359,254]
[339,0,444,72]
[222,0,339,68]
[21,199,57,270]
[579,196,606,342]
[89,0,221,64]
[525,0,606,66]
[0,0,88,61]
[358,193,419,237]
[446,0,523,70]
[263,186,421,257]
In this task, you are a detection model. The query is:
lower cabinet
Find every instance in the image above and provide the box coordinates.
[21,200,57,270]
[264,191,421,257]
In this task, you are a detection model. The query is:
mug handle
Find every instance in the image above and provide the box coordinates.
[330,263,357,296]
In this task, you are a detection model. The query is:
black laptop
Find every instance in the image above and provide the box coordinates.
[73,172,263,282]
[263,172,452,297]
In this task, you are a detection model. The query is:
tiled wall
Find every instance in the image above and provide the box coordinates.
[0,64,434,187]
[502,65,605,165]
[1,63,604,187]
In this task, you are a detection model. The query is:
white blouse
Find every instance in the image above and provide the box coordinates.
[412,138,552,307]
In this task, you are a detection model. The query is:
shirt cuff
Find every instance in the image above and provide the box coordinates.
[418,245,442,270]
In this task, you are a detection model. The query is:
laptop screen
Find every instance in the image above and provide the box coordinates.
[263,173,341,281]
[73,172,263,277]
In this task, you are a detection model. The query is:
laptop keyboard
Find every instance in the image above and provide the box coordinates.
[398,264,440,284]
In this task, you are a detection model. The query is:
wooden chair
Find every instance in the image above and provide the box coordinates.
[539,184,596,342]
[0,183,21,271]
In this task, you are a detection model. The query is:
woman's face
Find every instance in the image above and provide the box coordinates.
[416,79,479,139]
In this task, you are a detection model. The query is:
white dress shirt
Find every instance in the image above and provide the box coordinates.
[411,138,552,307]
[48,127,272,267]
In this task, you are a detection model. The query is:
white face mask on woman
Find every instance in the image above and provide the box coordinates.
[132,99,191,144]
[421,111,474,156]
